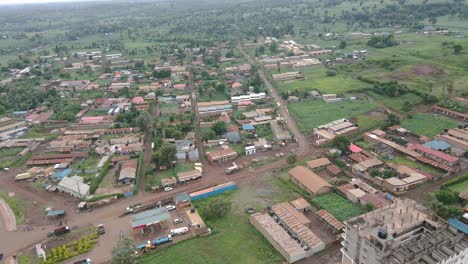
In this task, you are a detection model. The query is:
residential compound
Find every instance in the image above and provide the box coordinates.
[341,199,468,264]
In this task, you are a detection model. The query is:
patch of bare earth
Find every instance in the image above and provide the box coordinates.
[412,64,436,76]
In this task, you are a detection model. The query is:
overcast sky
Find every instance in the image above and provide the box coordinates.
[0,0,90,5]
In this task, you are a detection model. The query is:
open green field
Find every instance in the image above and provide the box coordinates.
[198,92,228,102]
[274,66,371,94]
[356,115,385,132]
[401,113,459,137]
[312,192,365,222]
[0,191,25,224]
[288,99,378,133]
[139,191,283,264]
[362,33,468,96]
[368,91,423,112]
[383,156,438,175]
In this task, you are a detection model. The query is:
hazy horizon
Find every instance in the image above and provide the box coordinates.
[0,0,102,5]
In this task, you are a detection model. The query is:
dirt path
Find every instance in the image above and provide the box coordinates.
[237,43,311,159]
[0,198,16,231]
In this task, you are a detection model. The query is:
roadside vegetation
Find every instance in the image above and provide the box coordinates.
[0,190,25,224]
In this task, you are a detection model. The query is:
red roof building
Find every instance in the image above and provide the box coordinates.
[409,144,459,166]
[131,96,145,104]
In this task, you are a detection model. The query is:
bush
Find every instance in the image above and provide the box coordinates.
[326,69,337,76]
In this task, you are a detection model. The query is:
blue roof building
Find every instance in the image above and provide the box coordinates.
[242,124,255,131]
[423,140,451,151]
[448,218,468,235]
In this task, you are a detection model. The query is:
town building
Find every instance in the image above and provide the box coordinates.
[272,71,303,81]
[383,165,428,194]
[206,146,238,164]
[436,128,468,151]
[341,198,468,264]
[432,105,468,121]
[250,213,311,263]
[306,157,331,170]
[57,176,90,199]
[288,166,332,196]
[316,209,345,233]
[312,119,358,146]
[270,119,292,142]
[117,159,138,184]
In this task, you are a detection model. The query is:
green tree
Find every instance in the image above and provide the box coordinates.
[204,198,232,220]
[212,121,227,135]
[339,40,347,49]
[434,190,458,205]
[269,42,278,53]
[326,69,337,76]
[401,101,412,113]
[201,127,216,141]
[154,143,177,167]
[112,238,138,264]
[286,153,297,165]
[365,202,375,212]
[331,135,351,153]
[453,44,463,54]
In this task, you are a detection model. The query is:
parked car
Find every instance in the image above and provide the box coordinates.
[74,258,92,264]
[97,224,105,235]
[165,205,176,211]
[173,218,182,224]
[164,187,173,192]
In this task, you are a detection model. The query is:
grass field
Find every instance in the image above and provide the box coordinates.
[198,92,228,102]
[401,113,459,137]
[139,192,283,264]
[0,191,25,224]
[312,192,365,222]
[274,66,371,94]
[368,91,423,112]
[356,115,385,132]
[447,180,468,193]
[383,156,437,175]
[288,99,377,133]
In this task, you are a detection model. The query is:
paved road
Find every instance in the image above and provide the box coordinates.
[237,43,311,159]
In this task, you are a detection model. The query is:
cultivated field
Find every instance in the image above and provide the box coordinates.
[312,192,365,222]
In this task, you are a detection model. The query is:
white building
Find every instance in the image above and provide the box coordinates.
[57,176,90,199]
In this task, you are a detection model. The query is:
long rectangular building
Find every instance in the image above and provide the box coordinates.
[250,213,308,263]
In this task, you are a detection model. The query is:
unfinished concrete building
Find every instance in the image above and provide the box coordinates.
[341,198,468,264]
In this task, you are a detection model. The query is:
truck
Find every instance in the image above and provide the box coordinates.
[96,224,105,235]
[48,226,70,237]
[225,163,242,175]
[152,235,173,246]
[170,227,189,236]
[125,203,142,213]
[15,172,32,181]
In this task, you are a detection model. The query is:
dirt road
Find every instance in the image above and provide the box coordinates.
[0,44,319,264]
[237,43,311,159]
